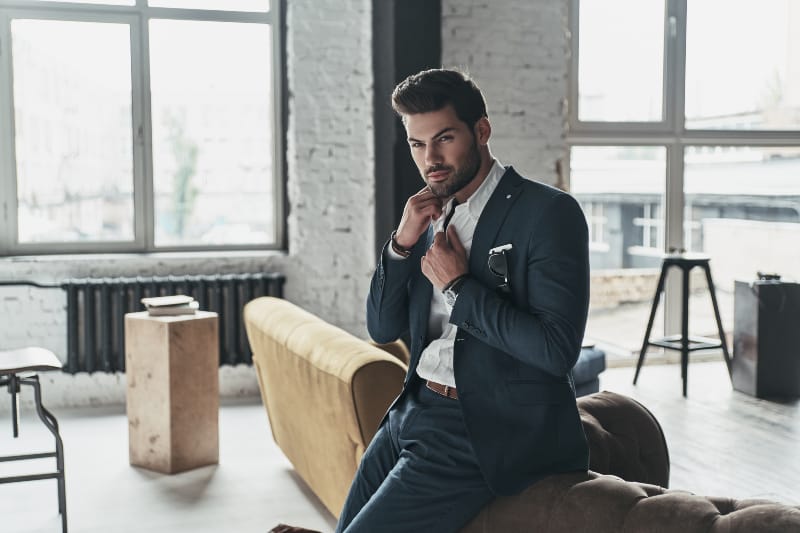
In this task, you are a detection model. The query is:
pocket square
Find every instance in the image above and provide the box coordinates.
[489,243,513,254]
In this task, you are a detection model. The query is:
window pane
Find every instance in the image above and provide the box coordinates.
[684,146,800,340]
[578,0,665,122]
[571,146,666,360]
[149,20,274,247]
[686,0,800,130]
[12,19,134,244]
[148,0,269,12]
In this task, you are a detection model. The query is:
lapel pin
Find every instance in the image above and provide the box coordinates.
[506,194,512,199]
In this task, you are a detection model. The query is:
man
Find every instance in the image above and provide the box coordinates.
[337,68,590,532]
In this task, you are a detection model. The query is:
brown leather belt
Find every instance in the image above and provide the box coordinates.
[426,380,458,400]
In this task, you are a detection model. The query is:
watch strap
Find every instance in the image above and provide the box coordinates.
[442,274,468,294]
[390,230,412,258]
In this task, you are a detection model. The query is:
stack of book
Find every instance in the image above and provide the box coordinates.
[141,295,200,316]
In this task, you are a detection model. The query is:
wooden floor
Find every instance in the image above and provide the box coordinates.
[601,360,800,505]
[2,360,798,533]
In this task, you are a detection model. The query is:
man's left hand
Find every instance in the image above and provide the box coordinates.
[421,225,468,290]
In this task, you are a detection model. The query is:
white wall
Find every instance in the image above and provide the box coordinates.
[442,0,569,187]
[703,219,800,288]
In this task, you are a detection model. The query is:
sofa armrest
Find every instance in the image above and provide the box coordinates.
[244,297,406,517]
[578,390,670,487]
[462,390,671,532]
[370,339,410,367]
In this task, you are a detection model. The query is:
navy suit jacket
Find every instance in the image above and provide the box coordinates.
[366,167,590,496]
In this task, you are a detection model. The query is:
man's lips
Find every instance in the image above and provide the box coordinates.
[427,169,450,181]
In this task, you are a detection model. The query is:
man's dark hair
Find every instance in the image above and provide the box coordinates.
[391,68,488,130]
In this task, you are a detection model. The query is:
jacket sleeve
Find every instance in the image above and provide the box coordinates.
[366,239,417,344]
[449,193,590,377]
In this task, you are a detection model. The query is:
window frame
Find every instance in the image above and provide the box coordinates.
[567,0,800,333]
[0,0,284,256]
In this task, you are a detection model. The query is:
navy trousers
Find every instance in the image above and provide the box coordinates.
[335,380,494,533]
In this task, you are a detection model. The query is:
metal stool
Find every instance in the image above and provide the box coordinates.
[633,254,732,397]
[0,347,67,532]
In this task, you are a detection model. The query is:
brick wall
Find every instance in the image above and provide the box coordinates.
[285,0,375,335]
[442,0,569,187]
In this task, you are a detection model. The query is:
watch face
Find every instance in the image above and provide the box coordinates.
[444,288,457,307]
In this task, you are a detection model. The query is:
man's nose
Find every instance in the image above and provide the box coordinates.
[425,144,442,167]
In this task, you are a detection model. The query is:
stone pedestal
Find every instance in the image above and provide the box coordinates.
[125,311,219,474]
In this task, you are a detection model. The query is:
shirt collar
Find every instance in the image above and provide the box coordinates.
[443,158,505,220]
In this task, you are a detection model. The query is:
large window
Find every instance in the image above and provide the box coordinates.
[0,0,283,254]
[569,0,800,360]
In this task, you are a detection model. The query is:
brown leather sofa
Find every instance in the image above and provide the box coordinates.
[463,391,800,532]
[244,297,800,532]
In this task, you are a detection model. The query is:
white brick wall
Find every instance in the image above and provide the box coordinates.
[442,0,569,187]
[284,0,375,335]
[0,0,375,410]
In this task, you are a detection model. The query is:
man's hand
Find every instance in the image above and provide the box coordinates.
[421,225,468,291]
[395,186,444,249]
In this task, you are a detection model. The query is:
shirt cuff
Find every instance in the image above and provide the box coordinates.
[385,244,409,261]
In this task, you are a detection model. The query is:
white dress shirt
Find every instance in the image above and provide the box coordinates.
[387,159,505,388]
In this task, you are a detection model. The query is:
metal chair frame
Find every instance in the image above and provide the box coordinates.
[1,350,67,533]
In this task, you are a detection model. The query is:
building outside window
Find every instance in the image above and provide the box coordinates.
[581,201,609,252]
[568,0,800,361]
[632,203,663,252]
[0,0,283,255]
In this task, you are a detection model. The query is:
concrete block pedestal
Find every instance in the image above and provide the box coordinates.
[124,311,219,474]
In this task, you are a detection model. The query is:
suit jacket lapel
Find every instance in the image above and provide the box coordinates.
[469,167,525,274]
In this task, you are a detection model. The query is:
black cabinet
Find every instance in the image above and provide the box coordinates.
[732,280,800,398]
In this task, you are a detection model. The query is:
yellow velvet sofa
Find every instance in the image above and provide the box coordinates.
[244,296,800,532]
[244,296,408,516]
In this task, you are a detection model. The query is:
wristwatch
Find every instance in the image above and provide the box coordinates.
[442,275,467,307]
[390,230,412,258]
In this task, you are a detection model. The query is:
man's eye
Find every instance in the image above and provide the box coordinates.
[411,142,424,149]
[439,136,453,142]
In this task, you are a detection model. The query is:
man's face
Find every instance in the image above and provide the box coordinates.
[404,105,482,199]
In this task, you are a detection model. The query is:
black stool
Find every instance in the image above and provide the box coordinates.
[0,347,67,532]
[633,254,732,397]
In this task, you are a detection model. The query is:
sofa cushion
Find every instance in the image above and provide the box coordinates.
[573,347,606,385]
[573,347,606,396]
[461,471,800,532]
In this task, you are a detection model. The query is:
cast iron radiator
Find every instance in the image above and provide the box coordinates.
[0,273,285,374]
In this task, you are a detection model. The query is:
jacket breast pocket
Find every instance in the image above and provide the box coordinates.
[506,380,575,405]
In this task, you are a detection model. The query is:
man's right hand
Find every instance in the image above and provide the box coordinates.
[394,186,444,249]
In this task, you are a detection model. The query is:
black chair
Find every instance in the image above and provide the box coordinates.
[633,253,732,397]
[1,347,67,532]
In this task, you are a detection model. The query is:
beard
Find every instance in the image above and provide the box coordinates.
[424,140,482,199]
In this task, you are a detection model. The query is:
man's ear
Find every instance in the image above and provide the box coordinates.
[474,117,491,146]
